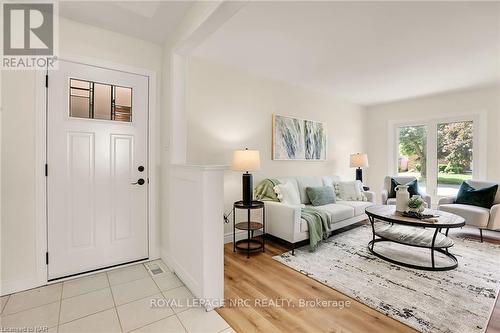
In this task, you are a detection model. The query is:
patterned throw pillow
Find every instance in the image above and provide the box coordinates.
[338,181,367,201]
[333,183,340,196]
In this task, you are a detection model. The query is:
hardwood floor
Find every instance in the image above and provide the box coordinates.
[216,228,500,333]
[491,299,500,333]
[483,229,500,333]
[217,240,415,333]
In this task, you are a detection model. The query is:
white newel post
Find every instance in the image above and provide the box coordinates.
[167,164,227,310]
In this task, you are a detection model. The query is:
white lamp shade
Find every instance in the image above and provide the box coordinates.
[350,153,369,168]
[232,149,261,172]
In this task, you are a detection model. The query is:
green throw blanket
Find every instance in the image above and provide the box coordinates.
[301,207,332,251]
[253,179,331,251]
[254,178,281,201]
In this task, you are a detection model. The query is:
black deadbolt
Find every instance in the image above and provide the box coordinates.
[137,178,145,185]
[138,166,144,172]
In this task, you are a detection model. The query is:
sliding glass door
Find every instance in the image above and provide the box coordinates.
[394,116,482,204]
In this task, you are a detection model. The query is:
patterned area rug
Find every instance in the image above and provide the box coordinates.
[273,224,500,333]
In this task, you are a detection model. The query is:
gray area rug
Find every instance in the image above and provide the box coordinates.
[273,224,500,333]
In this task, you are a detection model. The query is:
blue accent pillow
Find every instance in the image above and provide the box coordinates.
[455,182,498,209]
[306,186,336,206]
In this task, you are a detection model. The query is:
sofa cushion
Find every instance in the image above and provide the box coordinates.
[336,200,374,216]
[311,204,355,223]
[439,204,490,228]
[296,177,324,204]
[306,186,336,206]
[301,204,356,232]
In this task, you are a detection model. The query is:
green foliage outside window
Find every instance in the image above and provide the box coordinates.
[399,121,473,180]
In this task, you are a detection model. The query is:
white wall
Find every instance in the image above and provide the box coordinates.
[168,165,225,309]
[158,3,249,304]
[1,17,163,295]
[366,84,500,202]
[185,57,367,235]
[1,70,39,293]
[158,0,226,269]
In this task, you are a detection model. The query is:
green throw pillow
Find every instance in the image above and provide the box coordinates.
[455,182,498,209]
[389,178,420,198]
[306,186,336,206]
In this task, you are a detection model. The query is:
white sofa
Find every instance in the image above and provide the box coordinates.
[381,176,432,208]
[264,176,375,253]
[438,180,500,242]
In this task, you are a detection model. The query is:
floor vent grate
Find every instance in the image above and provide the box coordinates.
[147,264,165,276]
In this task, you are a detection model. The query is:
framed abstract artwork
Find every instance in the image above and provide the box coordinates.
[272,114,327,160]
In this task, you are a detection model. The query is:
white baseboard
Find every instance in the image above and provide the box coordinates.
[1,276,42,296]
[161,248,174,272]
[224,229,263,244]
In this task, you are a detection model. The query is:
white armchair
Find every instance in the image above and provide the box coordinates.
[438,180,500,242]
[381,176,432,208]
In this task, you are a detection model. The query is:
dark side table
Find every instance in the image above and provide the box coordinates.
[233,200,265,258]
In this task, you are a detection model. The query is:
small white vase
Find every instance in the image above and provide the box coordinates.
[395,185,410,212]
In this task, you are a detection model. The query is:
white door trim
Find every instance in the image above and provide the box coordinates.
[35,55,158,286]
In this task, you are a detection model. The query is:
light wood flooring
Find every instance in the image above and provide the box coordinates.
[216,227,500,333]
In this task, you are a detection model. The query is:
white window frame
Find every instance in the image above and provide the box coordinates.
[389,112,487,203]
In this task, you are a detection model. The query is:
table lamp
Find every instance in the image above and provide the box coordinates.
[350,153,369,182]
[232,148,261,206]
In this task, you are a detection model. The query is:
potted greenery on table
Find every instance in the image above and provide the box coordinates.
[407,195,425,213]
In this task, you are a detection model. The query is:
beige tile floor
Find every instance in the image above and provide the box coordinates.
[0,260,234,333]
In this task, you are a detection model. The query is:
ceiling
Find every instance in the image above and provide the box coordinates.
[59,1,193,44]
[193,1,500,105]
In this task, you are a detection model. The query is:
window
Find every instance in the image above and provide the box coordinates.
[437,121,473,196]
[397,125,427,193]
[69,79,91,118]
[69,78,132,122]
[114,86,132,122]
[393,116,482,201]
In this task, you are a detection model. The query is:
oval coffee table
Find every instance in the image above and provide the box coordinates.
[365,205,465,271]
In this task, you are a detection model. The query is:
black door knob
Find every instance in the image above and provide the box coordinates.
[131,178,145,185]
[138,166,144,172]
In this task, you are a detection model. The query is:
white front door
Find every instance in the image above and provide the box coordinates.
[47,60,149,280]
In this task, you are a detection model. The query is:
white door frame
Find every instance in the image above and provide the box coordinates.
[35,55,158,285]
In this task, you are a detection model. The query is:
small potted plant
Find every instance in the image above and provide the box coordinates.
[407,195,425,213]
